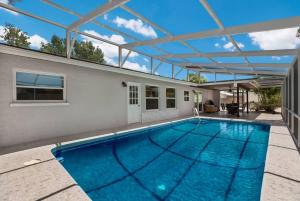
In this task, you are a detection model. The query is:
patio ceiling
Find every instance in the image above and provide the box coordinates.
[197,75,285,90]
[0,0,299,82]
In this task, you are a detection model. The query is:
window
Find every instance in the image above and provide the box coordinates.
[15,71,65,102]
[129,85,138,105]
[166,88,176,108]
[184,91,189,101]
[146,85,159,110]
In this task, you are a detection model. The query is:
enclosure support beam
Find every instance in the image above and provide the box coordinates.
[175,68,184,78]
[160,49,298,59]
[150,57,153,74]
[182,62,290,68]
[122,16,300,48]
[246,90,249,113]
[66,31,78,58]
[153,61,163,73]
[42,0,181,64]
[0,2,67,29]
[237,85,240,117]
[242,90,244,113]
[121,50,132,67]
[186,67,286,76]
[298,53,300,147]
[66,31,71,59]
[118,3,214,62]
[172,64,175,79]
[199,0,254,71]
[67,0,129,31]
[118,47,122,68]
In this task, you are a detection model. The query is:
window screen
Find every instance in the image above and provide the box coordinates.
[16,71,64,101]
[146,85,159,110]
[166,88,176,108]
[184,91,189,101]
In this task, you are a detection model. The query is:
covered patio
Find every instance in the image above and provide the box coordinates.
[198,78,283,118]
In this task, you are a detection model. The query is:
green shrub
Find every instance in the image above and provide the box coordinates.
[253,87,281,113]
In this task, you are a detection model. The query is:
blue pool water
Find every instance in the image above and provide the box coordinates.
[53,118,270,201]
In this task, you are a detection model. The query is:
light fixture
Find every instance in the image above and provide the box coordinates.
[122,81,127,87]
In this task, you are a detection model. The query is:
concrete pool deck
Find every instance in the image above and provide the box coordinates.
[0,113,299,201]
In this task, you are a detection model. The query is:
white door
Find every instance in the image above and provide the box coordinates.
[194,92,203,112]
[128,82,141,124]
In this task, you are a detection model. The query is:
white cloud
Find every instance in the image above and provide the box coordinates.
[84,29,127,44]
[248,28,300,50]
[214,43,220,48]
[223,42,245,51]
[0,0,19,15]
[113,16,157,38]
[29,34,48,49]
[103,14,108,21]
[82,30,140,66]
[237,42,245,49]
[223,42,234,51]
[272,56,281,61]
[143,57,149,62]
[123,61,149,73]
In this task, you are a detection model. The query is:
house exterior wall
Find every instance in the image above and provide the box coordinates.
[0,52,218,147]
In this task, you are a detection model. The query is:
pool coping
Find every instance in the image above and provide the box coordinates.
[0,114,299,200]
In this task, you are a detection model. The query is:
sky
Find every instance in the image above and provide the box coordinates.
[0,0,300,81]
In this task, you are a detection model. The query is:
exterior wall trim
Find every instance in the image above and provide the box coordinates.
[0,45,197,87]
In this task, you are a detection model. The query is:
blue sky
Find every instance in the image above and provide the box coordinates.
[0,0,300,81]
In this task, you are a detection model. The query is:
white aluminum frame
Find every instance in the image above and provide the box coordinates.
[0,0,299,84]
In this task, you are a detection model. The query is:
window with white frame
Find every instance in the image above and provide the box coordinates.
[145,85,159,110]
[184,91,189,101]
[166,88,176,108]
[15,71,65,102]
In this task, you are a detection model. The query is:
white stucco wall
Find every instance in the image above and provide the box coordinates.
[0,51,218,147]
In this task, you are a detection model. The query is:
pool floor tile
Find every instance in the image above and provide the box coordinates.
[199,138,245,168]
[88,177,156,201]
[149,127,185,148]
[167,163,234,201]
[134,152,192,199]
[226,168,265,201]
[169,134,212,159]
[60,144,127,192]
[114,135,163,172]
[239,142,267,169]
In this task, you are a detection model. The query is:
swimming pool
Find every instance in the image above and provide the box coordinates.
[53,118,270,201]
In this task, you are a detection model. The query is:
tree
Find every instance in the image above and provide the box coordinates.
[188,73,207,84]
[40,35,66,56]
[73,40,105,64]
[40,35,105,63]
[1,23,30,48]
[253,87,281,113]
